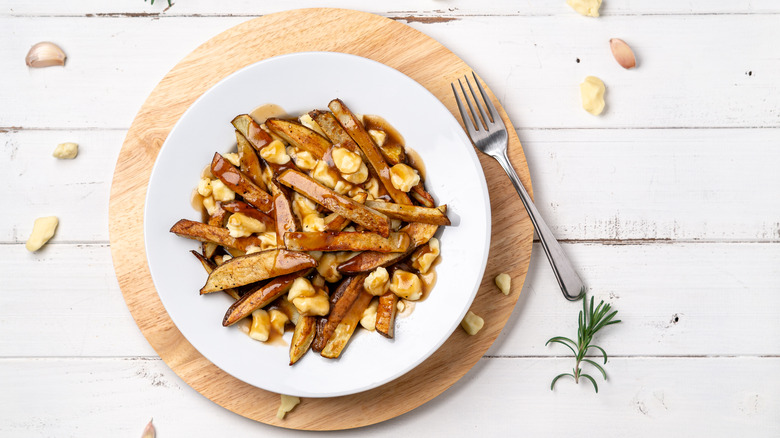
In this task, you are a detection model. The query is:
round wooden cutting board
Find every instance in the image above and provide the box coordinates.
[109,8,533,431]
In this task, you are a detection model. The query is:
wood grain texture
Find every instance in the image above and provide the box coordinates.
[108,9,533,430]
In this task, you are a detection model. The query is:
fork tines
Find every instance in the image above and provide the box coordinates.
[451,72,500,136]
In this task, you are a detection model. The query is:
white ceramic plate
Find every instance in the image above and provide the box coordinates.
[144,52,491,397]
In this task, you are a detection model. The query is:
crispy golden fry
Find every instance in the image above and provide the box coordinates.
[363,114,408,166]
[211,152,274,212]
[222,270,309,326]
[236,130,265,188]
[220,200,274,228]
[337,220,440,273]
[202,203,228,259]
[323,192,367,232]
[289,315,316,365]
[171,219,266,252]
[200,249,317,294]
[410,183,435,208]
[328,99,412,205]
[232,114,273,152]
[365,200,450,226]
[309,110,362,155]
[311,274,367,352]
[191,250,241,300]
[375,291,399,338]
[312,316,328,353]
[277,169,390,237]
[274,193,297,243]
[266,118,330,159]
[284,231,410,253]
[321,290,374,358]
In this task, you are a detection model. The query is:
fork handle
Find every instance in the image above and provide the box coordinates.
[494,151,585,301]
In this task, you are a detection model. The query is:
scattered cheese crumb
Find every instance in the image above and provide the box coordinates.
[495,273,511,295]
[580,76,606,115]
[26,216,59,252]
[52,142,78,159]
[277,394,300,420]
[567,0,601,17]
[461,311,484,335]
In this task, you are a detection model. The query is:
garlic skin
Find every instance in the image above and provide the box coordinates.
[610,38,637,69]
[25,42,67,68]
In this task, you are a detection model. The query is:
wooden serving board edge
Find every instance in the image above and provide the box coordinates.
[108,8,533,431]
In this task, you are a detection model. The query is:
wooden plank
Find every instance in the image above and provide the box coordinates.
[4,128,780,243]
[1,242,778,357]
[1,356,778,436]
[2,15,780,129]
[4,1,780,16]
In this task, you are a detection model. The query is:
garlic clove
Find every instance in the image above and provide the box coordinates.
[25,42,67,68]
[141,418,155,438]
[609,38,636,69]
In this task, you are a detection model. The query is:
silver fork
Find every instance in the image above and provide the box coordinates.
[452,72,585,301]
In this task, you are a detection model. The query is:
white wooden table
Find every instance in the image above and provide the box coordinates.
[3,1,779,435]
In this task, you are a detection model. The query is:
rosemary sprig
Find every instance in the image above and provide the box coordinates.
[546,296,621,393]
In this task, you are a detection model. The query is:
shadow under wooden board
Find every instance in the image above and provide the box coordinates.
[108,8,533,431]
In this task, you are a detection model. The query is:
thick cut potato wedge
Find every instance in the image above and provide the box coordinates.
[365,200,450,226]
[200,249,317,294]
[323,192,367,232]
[375,291,399,338]
[171,219,266,252]
[266,118,330,159]
[236,130,265,187]
[328,99,412,205]
[337,220,440,273]
[311,274,367,352]
[274,193,297,244]
[202,203,229,259]
[321,290,374,359]
[211,153,273,212]
[220,200,275,228]
[289,315,317,365]
[191,250,240,300]
[284,231,410,253]
[232,114,273,152]
[309,110,362,155]
[277,169,390,237]
[222,270,308,326]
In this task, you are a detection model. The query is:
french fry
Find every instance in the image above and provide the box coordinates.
[410,183,435,208]
[235,130,265,187]
[309,110,362,155]
[200,249,317,294]
[365,200,450,226]
[266,118,330,159]
[222,270,309,326]
[171,219,266,252]
[274,193,298,244]
[211,152,273,212]
[375,291,399,338]
[220,200,275,229]
[323,192,367,232]
[328,99,412,205]
[202,202,229,259]
[337,220,439,273]
[321,290,374,359]
[191,250,241,300]
[277,169,390,237]
[284,231,410,253]
[289,315,317,365]
[231,114,273,152]
[311,274,367,352]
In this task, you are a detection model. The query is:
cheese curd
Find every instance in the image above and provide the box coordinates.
[368,129,386,147]
[292,287,330,316]
[197,178,213,197]
[461,311,484,335]
[222,152,241,167]
[364,267,390,296]
[332,147,362,174]
[389,270,423,301]
[567,0,601,17]
[390,163,420,192]
[25,216,59,252]
[360,298,379,331]
[311,160,339,189]
[411,237,440,274]
[292,193,319,219]
[210,179,235,202]
[288,277,316,301]
[258,231,279,250]
[495,273,511,295]
[333,180,353,195]
[268,309,289,335]
[316,252,342,283]
[226,212,266,238]
[298,113,327,137]
[364,177,380,199]
[302,213,326,232]
[580,76,606,115]
[202,196,218,215]
[249,309,271,341]
[343,162,369,184]
[288,147,317,170]
[52,142,78,159]
[260,139,291,164]
[277,394,300,420]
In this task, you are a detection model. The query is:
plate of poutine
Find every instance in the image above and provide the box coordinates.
[144,52,491,397]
